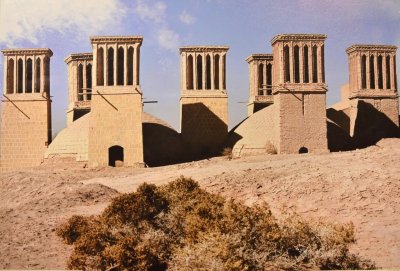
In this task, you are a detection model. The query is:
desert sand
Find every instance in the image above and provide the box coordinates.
[0,138,399,269]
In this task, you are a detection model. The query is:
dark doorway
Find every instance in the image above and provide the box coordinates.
[108,145,124,167]
[299,147,308,154]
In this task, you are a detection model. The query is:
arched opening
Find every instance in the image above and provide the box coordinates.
[303,45,309,83]
[26,58,33,93]
[378,55,383,89]
[299,147,308,154]
[108,145,124,167]
[361,55,367,89]
[294,45,300,83]
[86,64,92,100]
[108,47,114,86]
[321,45,325,83]
[267,63,272,95]
[197,54,203,89]
[369,55,375,89]
[386,55,391,89]
[222,55,226,89]
[97,47,104,86]
[78,64,83,101]
[187,54,194,89]
[206,54,211,89]
[127,47,134,85]
[117,47,124,86]
[214,54,219,89]
[43,56,50,94]
[284,45,290,83]
[312,45,318,83]
[17,59,23,93]
[7,59,14,94]
[35,58,41,93]
[258,63,264,95]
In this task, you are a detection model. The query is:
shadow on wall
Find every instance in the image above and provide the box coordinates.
[352,100,399,148]
[327,101,399,151]
[143,123,185,167]
[181,102,228,161]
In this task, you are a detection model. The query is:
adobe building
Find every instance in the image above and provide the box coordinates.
[328,44,399,150]
[65,53,93,126]
[0,33,398,172]
[231,34,329,155]
[179,46,229,158]
[246,54,273,116]
[0,48,52,172]
[87,36,144,167]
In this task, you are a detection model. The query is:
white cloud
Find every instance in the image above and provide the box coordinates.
[179,10,196,25]
[133,0,180,51]
[0,0,126,46]
[157,28,180,51]
[134,0,166,24]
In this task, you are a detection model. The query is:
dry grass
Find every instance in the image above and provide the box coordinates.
[57,177,375,271]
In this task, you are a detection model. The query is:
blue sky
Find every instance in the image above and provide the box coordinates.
[0,0,399,134]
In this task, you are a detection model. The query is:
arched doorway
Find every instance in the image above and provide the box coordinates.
[108,145,124,167]
[299,147,308,154]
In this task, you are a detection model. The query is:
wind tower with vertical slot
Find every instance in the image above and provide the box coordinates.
[88,36,144,167]
[0,48,53,172]
[179,46,229,158]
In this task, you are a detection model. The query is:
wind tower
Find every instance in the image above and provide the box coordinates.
[88,36,144,167]
[179,46,229,158]
[345,45,398,140]
[246,54,274,116]
[65,53,93,125]
[271,34,328,154]
[0,48,53,172]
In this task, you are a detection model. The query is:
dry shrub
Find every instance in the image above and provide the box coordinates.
[265,141,277,154]
[57,176,375,271]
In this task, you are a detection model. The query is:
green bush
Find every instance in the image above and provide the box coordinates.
[57,177,375,270]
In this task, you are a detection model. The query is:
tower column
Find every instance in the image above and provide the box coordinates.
[299,43,304,83]
[22,56,26,93]
[308,42,312,84]
[93,45,98,87]
[3,56,7,94]
[135,44,140,86]
[14,56,17,93]
[219,53,223,90]
[113,44,117,86]
[202,52,206,90]
[83,60,87,100]
[263,61,267,95]
[194,53,198,90]
[356,53,362,90]
[390,54,396,90]
[104,45,108,86]
[289,42,294,83]
[366,52,370,89]
[32,56,36,93]
[383,53,387,90]
[211,52,214,90]
[124,45,128,86]
[317,44,323,83]
[40,56,45,93]
[374,52,379,89]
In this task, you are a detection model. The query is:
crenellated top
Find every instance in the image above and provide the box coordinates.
[90,36,143,44]
[64,53,93,64]
[271,34,327,45]
[2,48,53,57]
[346,44,397,54]
[246,54,273,63]
[179,46,229,53]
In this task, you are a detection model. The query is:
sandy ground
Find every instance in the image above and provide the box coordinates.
[0,138,399,269]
